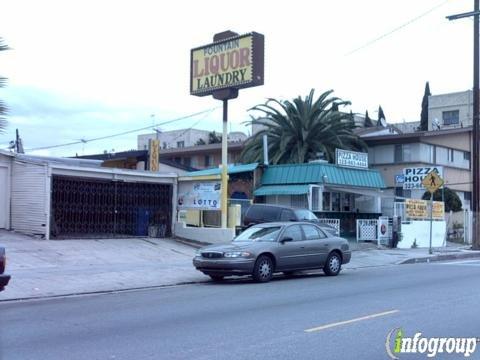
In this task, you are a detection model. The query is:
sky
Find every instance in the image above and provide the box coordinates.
[0,0,476,157]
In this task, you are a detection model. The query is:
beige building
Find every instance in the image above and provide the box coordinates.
[364,127,472,215]
[428,90,475,130]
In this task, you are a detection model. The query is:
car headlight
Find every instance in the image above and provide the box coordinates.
[223,251,252,258]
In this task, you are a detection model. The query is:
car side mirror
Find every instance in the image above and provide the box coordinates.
[280,237,293,244]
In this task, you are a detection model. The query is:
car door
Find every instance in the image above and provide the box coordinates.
[300,224,329,267]
[275,224,309,270]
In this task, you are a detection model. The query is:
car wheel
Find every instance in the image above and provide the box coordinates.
[253,255,274,282]
[324,252,342,276]
[209,275,224,282]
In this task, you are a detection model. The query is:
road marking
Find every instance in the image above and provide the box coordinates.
[304,309,399,333]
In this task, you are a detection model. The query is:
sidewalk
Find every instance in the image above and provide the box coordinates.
[1,230,479,301]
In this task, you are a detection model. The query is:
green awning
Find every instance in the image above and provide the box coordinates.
[185,163,259,177]
[261,162,386,189]
[254,184,311,196]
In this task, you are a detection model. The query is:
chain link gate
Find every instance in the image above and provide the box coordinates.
[51,176,172,238]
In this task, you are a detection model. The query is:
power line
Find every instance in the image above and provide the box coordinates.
[345,0,450,56]
[25,107,220,152]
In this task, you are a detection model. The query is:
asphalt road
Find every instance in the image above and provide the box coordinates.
[1,259,480,360]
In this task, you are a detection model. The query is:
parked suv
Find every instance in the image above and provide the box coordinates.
[243,204,319,229]
[0,246,10,292]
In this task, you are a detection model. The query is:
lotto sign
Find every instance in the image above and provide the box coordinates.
[432,201,445,219]
[177,181,221,210]
[402,167,443,190]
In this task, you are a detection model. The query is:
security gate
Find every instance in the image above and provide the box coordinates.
[51,176,172,238]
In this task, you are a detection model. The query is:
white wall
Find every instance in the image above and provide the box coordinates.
[399,220,446,248]
[174,222,235,244]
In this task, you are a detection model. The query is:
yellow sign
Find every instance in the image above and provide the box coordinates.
[405,199,428,219]
[422,172,444,193]
[190,33,264,96]
[432,201,445,220]
[149,139,159,172]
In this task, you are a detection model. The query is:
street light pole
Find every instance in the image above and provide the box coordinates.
[447,1,480,249]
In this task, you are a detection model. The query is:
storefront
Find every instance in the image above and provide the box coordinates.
[253,161,386,236]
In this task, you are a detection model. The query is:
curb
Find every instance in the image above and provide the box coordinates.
[399,251,480,265]
[173,237,209,249]
[0,279,210,304]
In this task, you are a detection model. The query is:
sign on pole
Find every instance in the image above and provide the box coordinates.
[190,32,264,96]
[421,171,444,193]
[402,166,443,190]
[335,149,368,169]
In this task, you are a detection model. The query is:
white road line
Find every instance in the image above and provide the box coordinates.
[304,309,399,333]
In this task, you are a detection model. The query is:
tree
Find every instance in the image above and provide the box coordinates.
[241,89,367,164]
[208,131,222,144]
[195,138,206,145]
[377,105,386,125]
[419,81,431,131]
[421,187,462,212]
[0,38,8,133]
[364,110,374,127]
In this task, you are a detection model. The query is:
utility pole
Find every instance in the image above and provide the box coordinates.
[447,1,480,249]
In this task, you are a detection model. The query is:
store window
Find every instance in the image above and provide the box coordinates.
[331,192,341,212]
[322,192,331,211]
[312,187,320,211]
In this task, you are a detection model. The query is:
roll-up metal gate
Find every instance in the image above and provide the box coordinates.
[51,175,172,238]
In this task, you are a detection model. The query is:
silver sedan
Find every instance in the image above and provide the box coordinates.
[193,222,351,282]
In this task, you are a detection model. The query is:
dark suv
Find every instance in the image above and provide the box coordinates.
[243,204,319,229]
[0,246,10,292]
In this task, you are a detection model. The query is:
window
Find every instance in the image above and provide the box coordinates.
[464,151,471,161]
[448,149,454,163]
[282,225,303,242]
[312,187,320,211]
[394,144,412,162]
[204,155,211,167]
[442,110,459,125]
[394,144,403,162]
[280,209,295,221]
[322,192,331,211]
[291,194,307,208]
[302,225,321,240]
[331,192,341,212]
[177,141,185,148]
[465,192,472,201]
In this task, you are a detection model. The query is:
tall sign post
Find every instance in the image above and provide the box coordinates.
[190,31,264,228]
[447,2,480,249]
[422,172,444,254]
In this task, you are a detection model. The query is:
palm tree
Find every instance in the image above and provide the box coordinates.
[0,38,9,133]
[241,89,366,164]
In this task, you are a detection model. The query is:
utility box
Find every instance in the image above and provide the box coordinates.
[228,204,241,228]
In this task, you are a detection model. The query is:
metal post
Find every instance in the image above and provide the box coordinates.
[473,0,480,249]
[221,100,228,228]
[429,193,434,254]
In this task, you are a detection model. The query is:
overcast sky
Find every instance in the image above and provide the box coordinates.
[0,0,475,156]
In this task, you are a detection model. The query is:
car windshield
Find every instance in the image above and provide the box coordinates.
[294,209,318,220]
[234,226,281,242]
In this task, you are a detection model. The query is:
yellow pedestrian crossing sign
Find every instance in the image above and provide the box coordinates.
[422,172,444,193]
